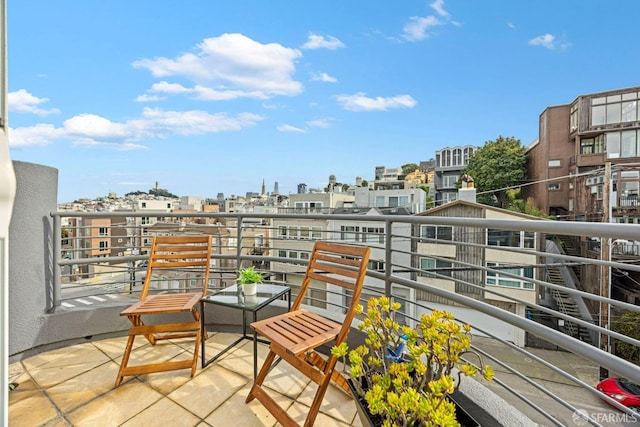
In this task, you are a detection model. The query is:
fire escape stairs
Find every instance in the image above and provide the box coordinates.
[556,235,582,282]
[547,267,592,344]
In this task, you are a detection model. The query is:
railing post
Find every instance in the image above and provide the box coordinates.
[236,214,243,271]
[384,218,392,297]
[51,213,61,310]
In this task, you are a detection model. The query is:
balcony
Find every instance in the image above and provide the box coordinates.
[7,161,640,425]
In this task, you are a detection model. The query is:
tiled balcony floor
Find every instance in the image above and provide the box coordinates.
[9,332,361,427]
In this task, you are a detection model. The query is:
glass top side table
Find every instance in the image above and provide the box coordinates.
[200,283,291,379]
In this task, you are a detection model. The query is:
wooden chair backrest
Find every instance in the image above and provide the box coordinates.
[140,235,212,300]
[292,241,371,341]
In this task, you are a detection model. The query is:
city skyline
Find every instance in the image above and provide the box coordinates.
[7,1,640,203]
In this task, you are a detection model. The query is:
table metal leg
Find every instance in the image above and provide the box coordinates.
[200,300,206,368]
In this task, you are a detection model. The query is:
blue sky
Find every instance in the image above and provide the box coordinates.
[7,1,640,203]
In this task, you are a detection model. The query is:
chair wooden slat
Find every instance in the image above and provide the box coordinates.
[115,235,211,387]
[246,241,370,426]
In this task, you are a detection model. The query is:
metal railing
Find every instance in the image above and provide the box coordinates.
[48,210,640,426]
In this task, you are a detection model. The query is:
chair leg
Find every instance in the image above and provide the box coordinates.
[190,311,201,377]
[304,374,333,427]
[115,333,136,387]
[246,349,277,403]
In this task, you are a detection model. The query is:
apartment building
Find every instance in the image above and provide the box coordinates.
[525,85,640,223]
[415,188,543,345]
[434,145,478,206]
[352,186,427,214]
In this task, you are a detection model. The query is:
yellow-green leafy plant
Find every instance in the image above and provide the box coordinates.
[332,296,494,427]
[237,265,263,285]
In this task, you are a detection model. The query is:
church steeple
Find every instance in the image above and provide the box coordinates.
[261,179,266,196]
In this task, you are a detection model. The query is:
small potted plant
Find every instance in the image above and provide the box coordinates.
[332,296,493,427]
[237,265,263,296]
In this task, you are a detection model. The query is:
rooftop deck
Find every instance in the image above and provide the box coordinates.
[9,332,361,427]
[9,331,630,426]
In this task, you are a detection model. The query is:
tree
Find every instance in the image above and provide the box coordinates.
[464,135,527,208]
[505,189,554,218]
[612,310,640,363]
[401,163,419,176]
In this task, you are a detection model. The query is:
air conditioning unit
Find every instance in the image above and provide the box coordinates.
[586,177,596,186]
[591,185,598,194]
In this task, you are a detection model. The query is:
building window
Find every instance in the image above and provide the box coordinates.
[622,100,638,122]
[141,217,150,225]
[311,227,322,240]
[141,202,147,208]
[548,160,561,167]
[592,91,640,127]
[580,135,605,154]
[486,262,534,289]
[570,102,578,131]
[99,241,109,251]
[442,149,451,167]
[98,227,108,236]
[442,175,459,188]
[363,227,385,244]
[441,192,458,204]
[419,257,452,278]
[621,130,638,158]
[421,225,453,241]
[453,148,462,166]
[299,227,310,240]
[548,183,560,190]
[464,147,474,165]
[368,260,384,271]
[341,225,358,241]
[487,230,535,248]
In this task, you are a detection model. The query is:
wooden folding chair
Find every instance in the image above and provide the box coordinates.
[245,241,370,427]
[115,235,212,387]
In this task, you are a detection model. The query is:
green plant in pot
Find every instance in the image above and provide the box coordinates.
[332,296,494,427]
[237,265,263,296]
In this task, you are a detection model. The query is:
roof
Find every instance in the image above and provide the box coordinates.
[417,199,548,221]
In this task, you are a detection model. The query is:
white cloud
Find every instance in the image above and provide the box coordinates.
[132,33,303,100]
[64,114,129,139]
[402,0,461,41]
[310,72,337,83]
[277,124,306,133]
[9,108,264,149]
[335,93,417,112]
[528,33,555,49]
[528,33,570,50]
[301,34,345,50]
[306,118,333,128]
[136,94,165,102]
[8,123,63,148]
[430,0,449,17]
[507,22,516,29]
[402,16,441,41]
[150,81,192,94]
[9,89,60,116]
